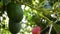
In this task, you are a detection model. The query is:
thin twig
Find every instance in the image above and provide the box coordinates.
[48,24,53,34]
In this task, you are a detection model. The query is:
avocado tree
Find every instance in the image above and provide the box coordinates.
[0,0,60,34]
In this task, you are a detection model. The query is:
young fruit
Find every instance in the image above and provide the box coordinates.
[32,26,41,34]
[7,2,23,22]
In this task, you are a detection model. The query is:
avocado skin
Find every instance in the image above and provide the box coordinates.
[7,3,23,23]
[9,20,21,34]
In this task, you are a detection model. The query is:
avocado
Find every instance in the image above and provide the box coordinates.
[9,19,21,34]
[7,2,23,22]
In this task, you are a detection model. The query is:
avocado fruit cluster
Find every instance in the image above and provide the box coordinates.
[7,2,23,34]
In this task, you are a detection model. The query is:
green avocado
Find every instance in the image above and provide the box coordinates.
[9,20,21,34]
[7,2,23,22]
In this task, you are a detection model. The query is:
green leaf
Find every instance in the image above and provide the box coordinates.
[53,24,60,34]
[53,2,60,12]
